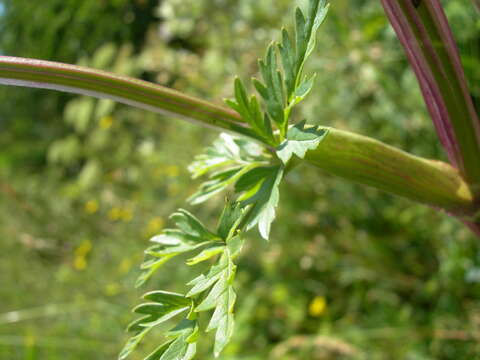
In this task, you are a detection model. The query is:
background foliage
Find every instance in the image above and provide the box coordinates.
[1,0,480,359]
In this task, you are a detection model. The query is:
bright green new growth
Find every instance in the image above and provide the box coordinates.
[225,0,329,141]
[277,120,329,164]
[122,202,245,360]
[122,1,329,358]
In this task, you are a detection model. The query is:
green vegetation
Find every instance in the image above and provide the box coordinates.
[1,0,480,359]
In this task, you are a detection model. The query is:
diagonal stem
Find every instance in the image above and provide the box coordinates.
[0,56,260,142]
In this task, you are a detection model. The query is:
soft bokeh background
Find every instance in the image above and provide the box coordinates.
[1,0,480,359]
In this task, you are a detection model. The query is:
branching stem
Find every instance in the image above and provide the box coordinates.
[0,56,477,219]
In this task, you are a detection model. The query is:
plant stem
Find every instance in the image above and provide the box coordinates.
[305,128,475,216]
[381,0,480,190]
[0,56,476,218]
[0,56,260,142]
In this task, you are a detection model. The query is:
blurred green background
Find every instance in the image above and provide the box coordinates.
[1,0,480,359]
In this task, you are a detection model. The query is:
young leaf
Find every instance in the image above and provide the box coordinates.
[188,166,248,205]
[195,274,229,312]
[213,310,235,357]
[132,306,190,328]
[251,0,329,138]
[188,252,237,358]
[143,341,173,360]
[170,210,218,242]
[225,78,277,146]
[235,165,284,240]
[136,212,217,287]
[216,201,243,240]
[188,134,271,205]
[136,256,176,288]
[226,235,245,259]
[186,244,225,266]
[119,328,151,360]
[158,319,199,360]
[143,290,192,307]
[186,258,227,297]
[188,133,266,179]
[276,120,329,164]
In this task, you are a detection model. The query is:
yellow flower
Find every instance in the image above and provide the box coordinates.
[146,217,165,234]
[73,239,92,271]
[75,239,92,257]
[120,208,133,222]
[84,200,99,214]
[309,296,327,317]
[108,207,122,221]
[74,255,87,271]
[99,116,114,129]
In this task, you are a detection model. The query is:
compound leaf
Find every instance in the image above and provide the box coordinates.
[276,120,329,164]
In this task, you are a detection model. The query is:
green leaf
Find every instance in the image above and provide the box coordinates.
[136,256,175,288]
[276,120,329,164]
[226,235,245,259]
[145,242,207,257]
[166,319,199,341]
[133,319,198,360]
[225,78,276,145]
[195,273,228,312]
[235,165,284,240]
[186,258,227,297]
[292,0,329,80]
[214,313,234,357]
[279,28,296,97]
[305,0,329,59]
[136,211,218,288]
[292,74,316,104]
[186,244,225,266]
[216,201,243,240]
[188,133,266,179]
[127,315,157,333]
[210,287,236,357]
[119,328,151,360]
[256,44,286,131]
[188,134,271,208]
[143,341,173,360]
[122,3,331,359]
[170,210,217,242]
[158,335,191,360]
[143,291,191,307]
[139,320,197,360]
[132,304,190,328]
[188,167,244,205]
[189,253,237,358]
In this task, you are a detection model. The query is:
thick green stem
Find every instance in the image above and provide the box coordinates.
[305,127,475,216]
[0,56,476,217]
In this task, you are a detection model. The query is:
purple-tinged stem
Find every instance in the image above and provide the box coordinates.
[381,0,480,190]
